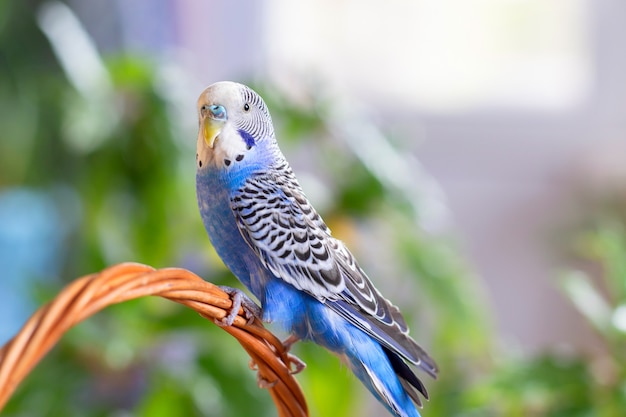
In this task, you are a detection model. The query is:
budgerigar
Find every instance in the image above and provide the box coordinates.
[195,81,437,417]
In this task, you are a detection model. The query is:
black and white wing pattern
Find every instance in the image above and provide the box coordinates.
[230,160,438,377]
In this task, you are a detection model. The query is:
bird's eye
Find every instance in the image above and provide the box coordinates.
[243,103,250,112]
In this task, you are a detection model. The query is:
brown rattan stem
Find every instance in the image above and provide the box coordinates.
[0,262,308,416]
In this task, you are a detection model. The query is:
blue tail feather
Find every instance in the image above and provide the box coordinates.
[344,330,422,417]
[383,346,428,407]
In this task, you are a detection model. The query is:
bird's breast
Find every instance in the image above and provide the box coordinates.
[196,168,270,299]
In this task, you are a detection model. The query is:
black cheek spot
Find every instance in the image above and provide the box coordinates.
[198,160,203,168]
[246,144,252,150]
[224,159,231,166]
[235,154,244,162]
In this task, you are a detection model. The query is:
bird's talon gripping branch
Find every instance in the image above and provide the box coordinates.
[248,358,259,371]
[287,353,307,374]
[257,374,278,389]
[217,286,261,327]
[280,335,306,373]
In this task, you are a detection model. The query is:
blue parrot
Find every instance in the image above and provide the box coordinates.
[195,81,437,417]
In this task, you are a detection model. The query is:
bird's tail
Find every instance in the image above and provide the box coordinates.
[344,332,427,417]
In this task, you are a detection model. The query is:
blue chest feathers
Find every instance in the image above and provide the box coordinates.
[196,167,266,297]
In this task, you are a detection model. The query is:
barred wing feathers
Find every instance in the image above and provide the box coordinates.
[230,165,437,377]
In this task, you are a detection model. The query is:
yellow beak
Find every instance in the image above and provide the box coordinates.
[202,118,225,148]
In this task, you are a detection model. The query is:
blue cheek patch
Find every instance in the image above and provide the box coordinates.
[238,129,256,148]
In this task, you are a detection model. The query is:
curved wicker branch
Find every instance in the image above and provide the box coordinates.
[0,262,308,417]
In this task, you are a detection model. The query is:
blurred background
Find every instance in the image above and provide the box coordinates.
[2,0,626,416]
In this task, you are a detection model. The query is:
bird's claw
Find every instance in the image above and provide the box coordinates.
[247,342,306,389]
[248,359,280,388]
[256,373,278,389]
[286,353,306,374]
[248,358,259,371]
[281,335,306,374]
[216,286,262,327]
[248,355,305,390]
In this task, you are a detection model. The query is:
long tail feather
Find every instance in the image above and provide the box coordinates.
[344,332,424,417]
[384,346,429,407]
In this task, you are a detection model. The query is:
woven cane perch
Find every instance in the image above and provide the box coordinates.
[0,263,308,417]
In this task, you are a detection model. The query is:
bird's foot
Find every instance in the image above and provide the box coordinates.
[248,354,305,376]
[248,359,279,388]
[282,335,306,374]
[256,374,278,389]
[285,353,306,374]
[248,359,278,389]
[248,357,305,389]
[216,286,262,326]
[247,334,306,382]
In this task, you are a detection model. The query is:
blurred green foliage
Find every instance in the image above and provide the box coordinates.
[2,1,626,417]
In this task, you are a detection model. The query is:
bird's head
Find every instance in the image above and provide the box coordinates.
[196,81,275,171]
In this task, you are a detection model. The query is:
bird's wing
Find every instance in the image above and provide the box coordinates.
[230,168,437,376]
